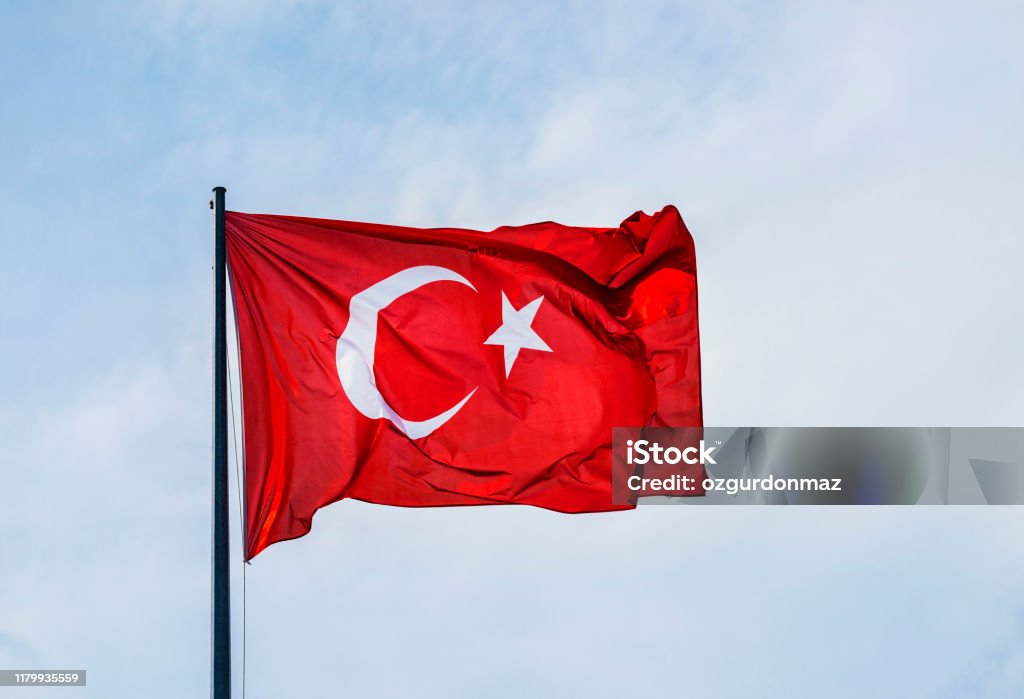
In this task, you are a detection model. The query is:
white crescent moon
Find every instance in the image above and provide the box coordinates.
[336,265,478,439]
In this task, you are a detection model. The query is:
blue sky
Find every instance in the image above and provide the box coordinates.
[1,1,1022,697]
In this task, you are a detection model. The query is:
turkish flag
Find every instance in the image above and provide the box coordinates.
[227,205,702,559]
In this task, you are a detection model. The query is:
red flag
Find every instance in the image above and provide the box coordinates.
[227,205,702,559]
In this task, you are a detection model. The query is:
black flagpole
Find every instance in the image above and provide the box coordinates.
[211,186,231,699]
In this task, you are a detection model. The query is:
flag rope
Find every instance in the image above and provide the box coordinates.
[227,343,246,699]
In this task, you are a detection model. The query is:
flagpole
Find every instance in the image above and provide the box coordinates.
[211,186,231,699]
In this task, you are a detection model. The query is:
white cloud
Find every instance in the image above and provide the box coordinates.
[0,341,210,696]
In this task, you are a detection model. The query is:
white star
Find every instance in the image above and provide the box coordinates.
[484,292,552,377]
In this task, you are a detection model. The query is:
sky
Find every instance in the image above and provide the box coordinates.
[1,0,1022,697]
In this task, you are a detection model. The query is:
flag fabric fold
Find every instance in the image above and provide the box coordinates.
[227,205,702,559]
